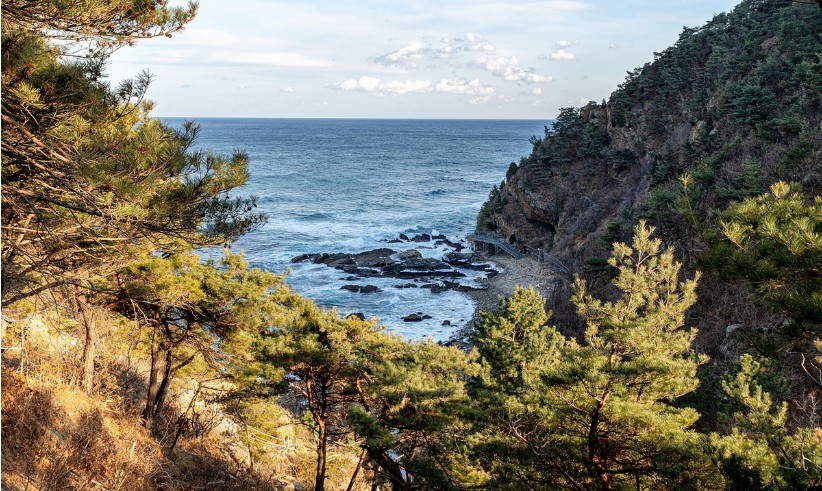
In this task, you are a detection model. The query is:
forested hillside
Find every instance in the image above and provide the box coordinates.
[479,0,821,393]
[2,0,820,490]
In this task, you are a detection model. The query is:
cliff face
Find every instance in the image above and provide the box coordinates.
[479,0,821,267]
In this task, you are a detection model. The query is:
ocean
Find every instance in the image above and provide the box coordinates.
[165,118,547,340]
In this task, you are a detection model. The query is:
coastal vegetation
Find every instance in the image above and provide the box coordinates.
[2,1,820,491]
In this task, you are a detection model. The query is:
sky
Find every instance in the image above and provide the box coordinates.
[107,0,742,119]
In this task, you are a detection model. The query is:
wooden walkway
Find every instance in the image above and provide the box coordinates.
[466,233,524,259]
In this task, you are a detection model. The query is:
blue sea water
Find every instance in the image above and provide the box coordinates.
[164,118,546,340]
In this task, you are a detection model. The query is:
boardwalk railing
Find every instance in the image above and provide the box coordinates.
[466,233,524,259]
[467,231,573,276]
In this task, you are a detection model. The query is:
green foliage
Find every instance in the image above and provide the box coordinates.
[115,250,288,425]
[474,286,561,395]
[472,222,712,489]
[709,354,822,490]
[506,161,518,180]
[236,295,480,490]
[715,182,822,325]
[1,2,265,305]
[477,184,503,231]
[350,335,481,489]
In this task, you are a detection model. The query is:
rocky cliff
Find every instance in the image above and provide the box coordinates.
[479,0,821,270]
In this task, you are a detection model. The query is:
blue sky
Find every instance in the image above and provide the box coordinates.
[107,0,741,119]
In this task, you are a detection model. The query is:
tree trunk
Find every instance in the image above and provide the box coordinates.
[346,448,368,491]
[151,349,174,418]
[77,294,97,394]
[143,322,165,426]
[315,419,327,491]
[373,451,409,490]
[588,399,612,491]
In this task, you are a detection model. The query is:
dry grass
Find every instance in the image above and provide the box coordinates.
[1,306,372,491]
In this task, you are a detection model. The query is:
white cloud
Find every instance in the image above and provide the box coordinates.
[528,87,543,96]
[373,42,427,68]
[473,56,553,83]
[331,75,500,102]
[382,79,434,94]
[434,78,496,103]
[549,49,575,61]
[445,32,496,53]
[281,86,295,93]
[374,33,495,68]
[329,76,433,95]
[555,39,578,48]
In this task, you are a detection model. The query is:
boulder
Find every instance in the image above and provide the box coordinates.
[352,248,396,267]
[324,253,355,268]
[393,249,422,261]
[443,251,476,267]
[346,312,366,320]
[403,313,424,322]
[429,284,448,293]
[410,233,431,242]
[340,285,381,293]
[290,253,322,263]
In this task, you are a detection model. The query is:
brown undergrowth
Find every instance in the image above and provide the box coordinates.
[1,306,365,491]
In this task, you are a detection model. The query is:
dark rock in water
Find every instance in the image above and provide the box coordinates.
[341,285,382,294]
[403,313,424,322]
[422,314,432,320]
[432,234,447,240]
[442,320,451,326]
[393,249,422,261]
[411,233,431,242]
[353,248,396,267]
[381,256,466,278]
[429,284,448,293]
[442,280,487,292]
[324,253,354,268]
[394,283,418,289]
[443,251,477,267]
[435,238,461,248]
[291,253,322,263]
[347,312,366,320]
[394,257,450,271]
[399,233,410,241]
[386,239,403,243]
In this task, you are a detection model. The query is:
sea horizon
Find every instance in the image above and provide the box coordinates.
[168,117,548,340]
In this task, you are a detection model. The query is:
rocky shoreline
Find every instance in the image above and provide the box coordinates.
[290,232,557,347]
[446,252,559,348]
[290,233,497,298]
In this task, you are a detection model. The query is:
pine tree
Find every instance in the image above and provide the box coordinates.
[709,354,822,489]
[1,0,265,305]
[717,181,822,327]
[472,222,712,490]
[1,0,264,394]
[546,220,707,490]
[348,334,480,489]
[237,298,381,491]
[114,251,289,429]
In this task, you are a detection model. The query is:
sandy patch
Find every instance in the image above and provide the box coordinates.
[447,252,560,347]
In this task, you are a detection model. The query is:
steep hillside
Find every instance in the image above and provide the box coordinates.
[480,0,820,265]
[477,0,821,399]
